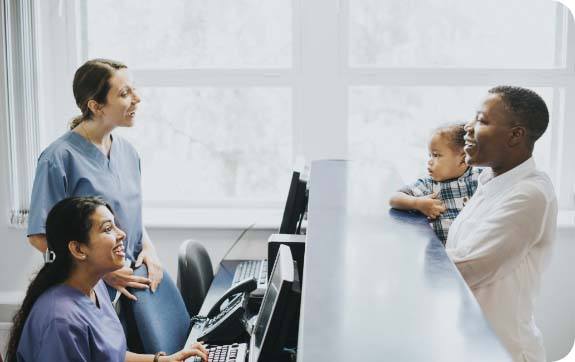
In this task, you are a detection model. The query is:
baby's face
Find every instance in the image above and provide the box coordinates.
[427,134,466,182]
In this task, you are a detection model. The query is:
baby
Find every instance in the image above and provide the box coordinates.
[389,123,481,244]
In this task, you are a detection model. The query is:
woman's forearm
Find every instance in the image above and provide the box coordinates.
[125,351,155,362]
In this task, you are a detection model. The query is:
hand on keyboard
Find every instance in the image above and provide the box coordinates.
[165,342,208,362]
[189,343,247,362]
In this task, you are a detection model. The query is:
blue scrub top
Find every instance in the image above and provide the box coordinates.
[17,280,126,361]
[27,131,143,261]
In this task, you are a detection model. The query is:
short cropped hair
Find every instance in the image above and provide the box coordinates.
[488,86,549,147]
[434,123,466,153]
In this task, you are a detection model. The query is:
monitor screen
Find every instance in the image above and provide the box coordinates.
[249,244,301,362]
[279,171,308,234]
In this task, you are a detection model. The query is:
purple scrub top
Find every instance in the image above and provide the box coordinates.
[17,280,126,361]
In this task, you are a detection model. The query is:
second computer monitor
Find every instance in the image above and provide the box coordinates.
[267,233,305,283]
[249,244,301,362]
[279,171,308,235]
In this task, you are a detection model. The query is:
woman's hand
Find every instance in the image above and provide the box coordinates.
[160,343,208,362]
[103,266,151,301]
[135,245,164,293]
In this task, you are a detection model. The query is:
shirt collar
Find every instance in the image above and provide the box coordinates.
[477,157,536,197]
[66,130,113,164]
[460,166,473,179]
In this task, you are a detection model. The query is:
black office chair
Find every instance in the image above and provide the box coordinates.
[177,239,214,317]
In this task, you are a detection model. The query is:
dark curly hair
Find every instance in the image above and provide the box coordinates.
[433,122,466,153]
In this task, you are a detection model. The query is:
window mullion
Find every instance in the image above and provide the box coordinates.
[295,0,347,162]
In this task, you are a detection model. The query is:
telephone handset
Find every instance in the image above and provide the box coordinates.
[194,277,257,343]
[207,277,257,318]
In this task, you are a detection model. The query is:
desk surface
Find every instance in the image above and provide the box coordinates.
[297,160,511,362]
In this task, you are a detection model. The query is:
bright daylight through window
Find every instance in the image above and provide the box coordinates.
[23,0,573,220]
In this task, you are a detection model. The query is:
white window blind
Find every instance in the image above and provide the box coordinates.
[3,0,41,227]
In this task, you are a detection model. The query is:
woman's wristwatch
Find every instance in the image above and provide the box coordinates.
[153,351,167,362]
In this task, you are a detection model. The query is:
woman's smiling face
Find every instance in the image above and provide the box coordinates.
[99,68,141,128]
[83,205,126,273]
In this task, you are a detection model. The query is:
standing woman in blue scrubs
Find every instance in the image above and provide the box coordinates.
[27,59,162,300]
[6,196,207,361]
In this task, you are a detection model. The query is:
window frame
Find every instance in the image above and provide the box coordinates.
[29,0,575,229]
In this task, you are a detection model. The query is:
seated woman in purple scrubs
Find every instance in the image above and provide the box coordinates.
[5,197,207,362]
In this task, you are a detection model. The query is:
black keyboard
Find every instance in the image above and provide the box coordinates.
[188,343,247,362]
[231,260,267,288]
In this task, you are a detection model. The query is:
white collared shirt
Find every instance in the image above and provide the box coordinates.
[446,158,557,362]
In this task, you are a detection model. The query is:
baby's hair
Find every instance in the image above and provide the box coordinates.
[433,123,466,152]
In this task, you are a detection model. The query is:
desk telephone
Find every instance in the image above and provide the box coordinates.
[192,277,257,344]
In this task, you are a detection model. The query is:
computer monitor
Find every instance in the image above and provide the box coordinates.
[249,244,301,362]
[279,171,308,234]
[267,233,305,283]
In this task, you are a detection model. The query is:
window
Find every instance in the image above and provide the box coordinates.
[344,0,574,209]
[16,0,575,228]
[349,86,555,183]
[114,87,292,204]
[83,1,292,69]
[349,0,558,69]
[83,0,295,208]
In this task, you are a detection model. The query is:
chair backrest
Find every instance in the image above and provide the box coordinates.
[125,265,191,354]
[177,240,214,317]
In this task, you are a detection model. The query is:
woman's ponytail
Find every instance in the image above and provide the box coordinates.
[4,262,69,361]
[70,115,84,130]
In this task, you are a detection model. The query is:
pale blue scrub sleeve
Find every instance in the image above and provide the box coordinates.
[29,320,89,362]
[27,158,67,236]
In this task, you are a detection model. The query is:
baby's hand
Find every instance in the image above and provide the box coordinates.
[415,193,446,220]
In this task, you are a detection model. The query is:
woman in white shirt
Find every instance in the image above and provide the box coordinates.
[446,86,557,362]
